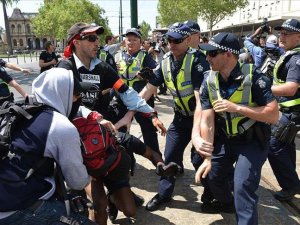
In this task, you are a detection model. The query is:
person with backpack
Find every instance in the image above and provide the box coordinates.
[0,67,98,224]
[58,22,167,224]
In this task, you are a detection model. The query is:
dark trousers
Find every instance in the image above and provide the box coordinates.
[158,113,203,198]
[268,112,300,190]
[207,139,267,225]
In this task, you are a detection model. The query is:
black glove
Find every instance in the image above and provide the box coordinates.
[67,190,94,215]
[138,67,154,81]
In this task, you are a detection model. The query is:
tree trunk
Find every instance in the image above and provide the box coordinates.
[2,0,13,55]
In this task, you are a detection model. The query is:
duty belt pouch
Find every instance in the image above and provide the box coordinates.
[273,120,296,144]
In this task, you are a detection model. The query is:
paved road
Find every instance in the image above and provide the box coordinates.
[6,58,300,224]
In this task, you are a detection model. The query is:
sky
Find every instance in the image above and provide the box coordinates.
[0,0,159,35]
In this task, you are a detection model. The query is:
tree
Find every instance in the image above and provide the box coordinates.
[157,0,248,36]
[139,20,151,40]
[32,0,111,46]
[1,0,19,54]
[192,0,248,37]
[157,0,197,27]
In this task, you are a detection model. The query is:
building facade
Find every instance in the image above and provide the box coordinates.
[198,0,300,38]
[6,8,52,51]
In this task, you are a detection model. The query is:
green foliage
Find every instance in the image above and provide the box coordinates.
[158,0,248,33]
[157,0,197,27]
[32,0,111,45]
[139,20,151,40]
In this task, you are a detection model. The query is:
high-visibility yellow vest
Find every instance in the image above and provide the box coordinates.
[161,51,195,116]
[207,64,256,136]
[118,51,145,88]
[273,47,300,108]
[98,49,107,62]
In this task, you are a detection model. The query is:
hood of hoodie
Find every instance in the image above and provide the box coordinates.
[32,68,74,117]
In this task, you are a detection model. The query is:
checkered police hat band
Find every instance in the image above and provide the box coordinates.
[208,40,239,54]
[190,28,200,33]
[282,24,300,32]
[168,28,190,36]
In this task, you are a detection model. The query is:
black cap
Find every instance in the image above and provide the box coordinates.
[274,18,300,33]
[199,32,240,55]
[184,20,201,33]
[73,76,93,94]
[122,28,142,38]
[165,22,191,40]
[67,22,104,44]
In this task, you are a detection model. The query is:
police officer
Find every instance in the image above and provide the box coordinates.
[184,20,201,50]
[137,22,213,211]
[269,18,300,201]
[198,32,279,224]
[114,28,161,154]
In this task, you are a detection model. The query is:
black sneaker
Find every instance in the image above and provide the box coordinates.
[145,193,171,211]
[201,199,235,214]
[133,192,144,206]
[201,188,214,203]
[274,187,300,201]
[107,194,118,221]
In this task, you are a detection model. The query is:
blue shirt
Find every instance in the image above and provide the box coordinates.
[201,63,275,110]
[244,37,265,68]
[149,49,210,91]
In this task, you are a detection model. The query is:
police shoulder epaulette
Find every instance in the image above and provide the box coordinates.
[163,51,171,59]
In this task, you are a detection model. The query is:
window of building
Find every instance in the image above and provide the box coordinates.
[13,39,17,46]
[11,25,15,34]
[20,39,24,47]
[26,24,31,33]
[17,24,22,33]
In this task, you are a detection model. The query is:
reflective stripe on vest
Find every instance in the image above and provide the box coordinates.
[207,64,256,136]
[273,47,300,108]
[119,51,145,87]
[99,49,107,62]
[162,53,195,116]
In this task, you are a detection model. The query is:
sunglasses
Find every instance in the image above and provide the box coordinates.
[279,31,299,36]
[80,35,99,42]
[207,50,226,58]
[167,38,186,44]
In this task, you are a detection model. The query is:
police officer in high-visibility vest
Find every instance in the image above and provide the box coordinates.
[97,46,118,72]
[269,18,300,201]
[198,32,279,225]
[114,28,160,154]
[138,22,213,211]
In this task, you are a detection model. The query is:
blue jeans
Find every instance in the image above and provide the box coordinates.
[0,199,97,225]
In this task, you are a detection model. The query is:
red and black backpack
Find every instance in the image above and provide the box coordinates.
[72,117,123,178]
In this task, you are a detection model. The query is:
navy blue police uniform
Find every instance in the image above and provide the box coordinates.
[268,19,300,201]
[200,32,275,224]
[145,23,210,210]
[114,28,160,153]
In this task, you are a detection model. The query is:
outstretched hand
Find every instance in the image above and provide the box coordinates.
[152,117,167,136]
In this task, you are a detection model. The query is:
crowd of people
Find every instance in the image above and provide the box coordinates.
[1,16,300,225]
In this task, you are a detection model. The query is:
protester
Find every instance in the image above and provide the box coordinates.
[39,41,58,73]
[198,32,279,224]
[0,67,97,224]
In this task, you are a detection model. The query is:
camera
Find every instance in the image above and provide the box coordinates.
[151,41,157,48]
[261,18,270,33]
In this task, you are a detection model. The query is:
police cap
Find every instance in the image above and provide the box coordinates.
[166,22,191,40]
[274,18,300,33]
